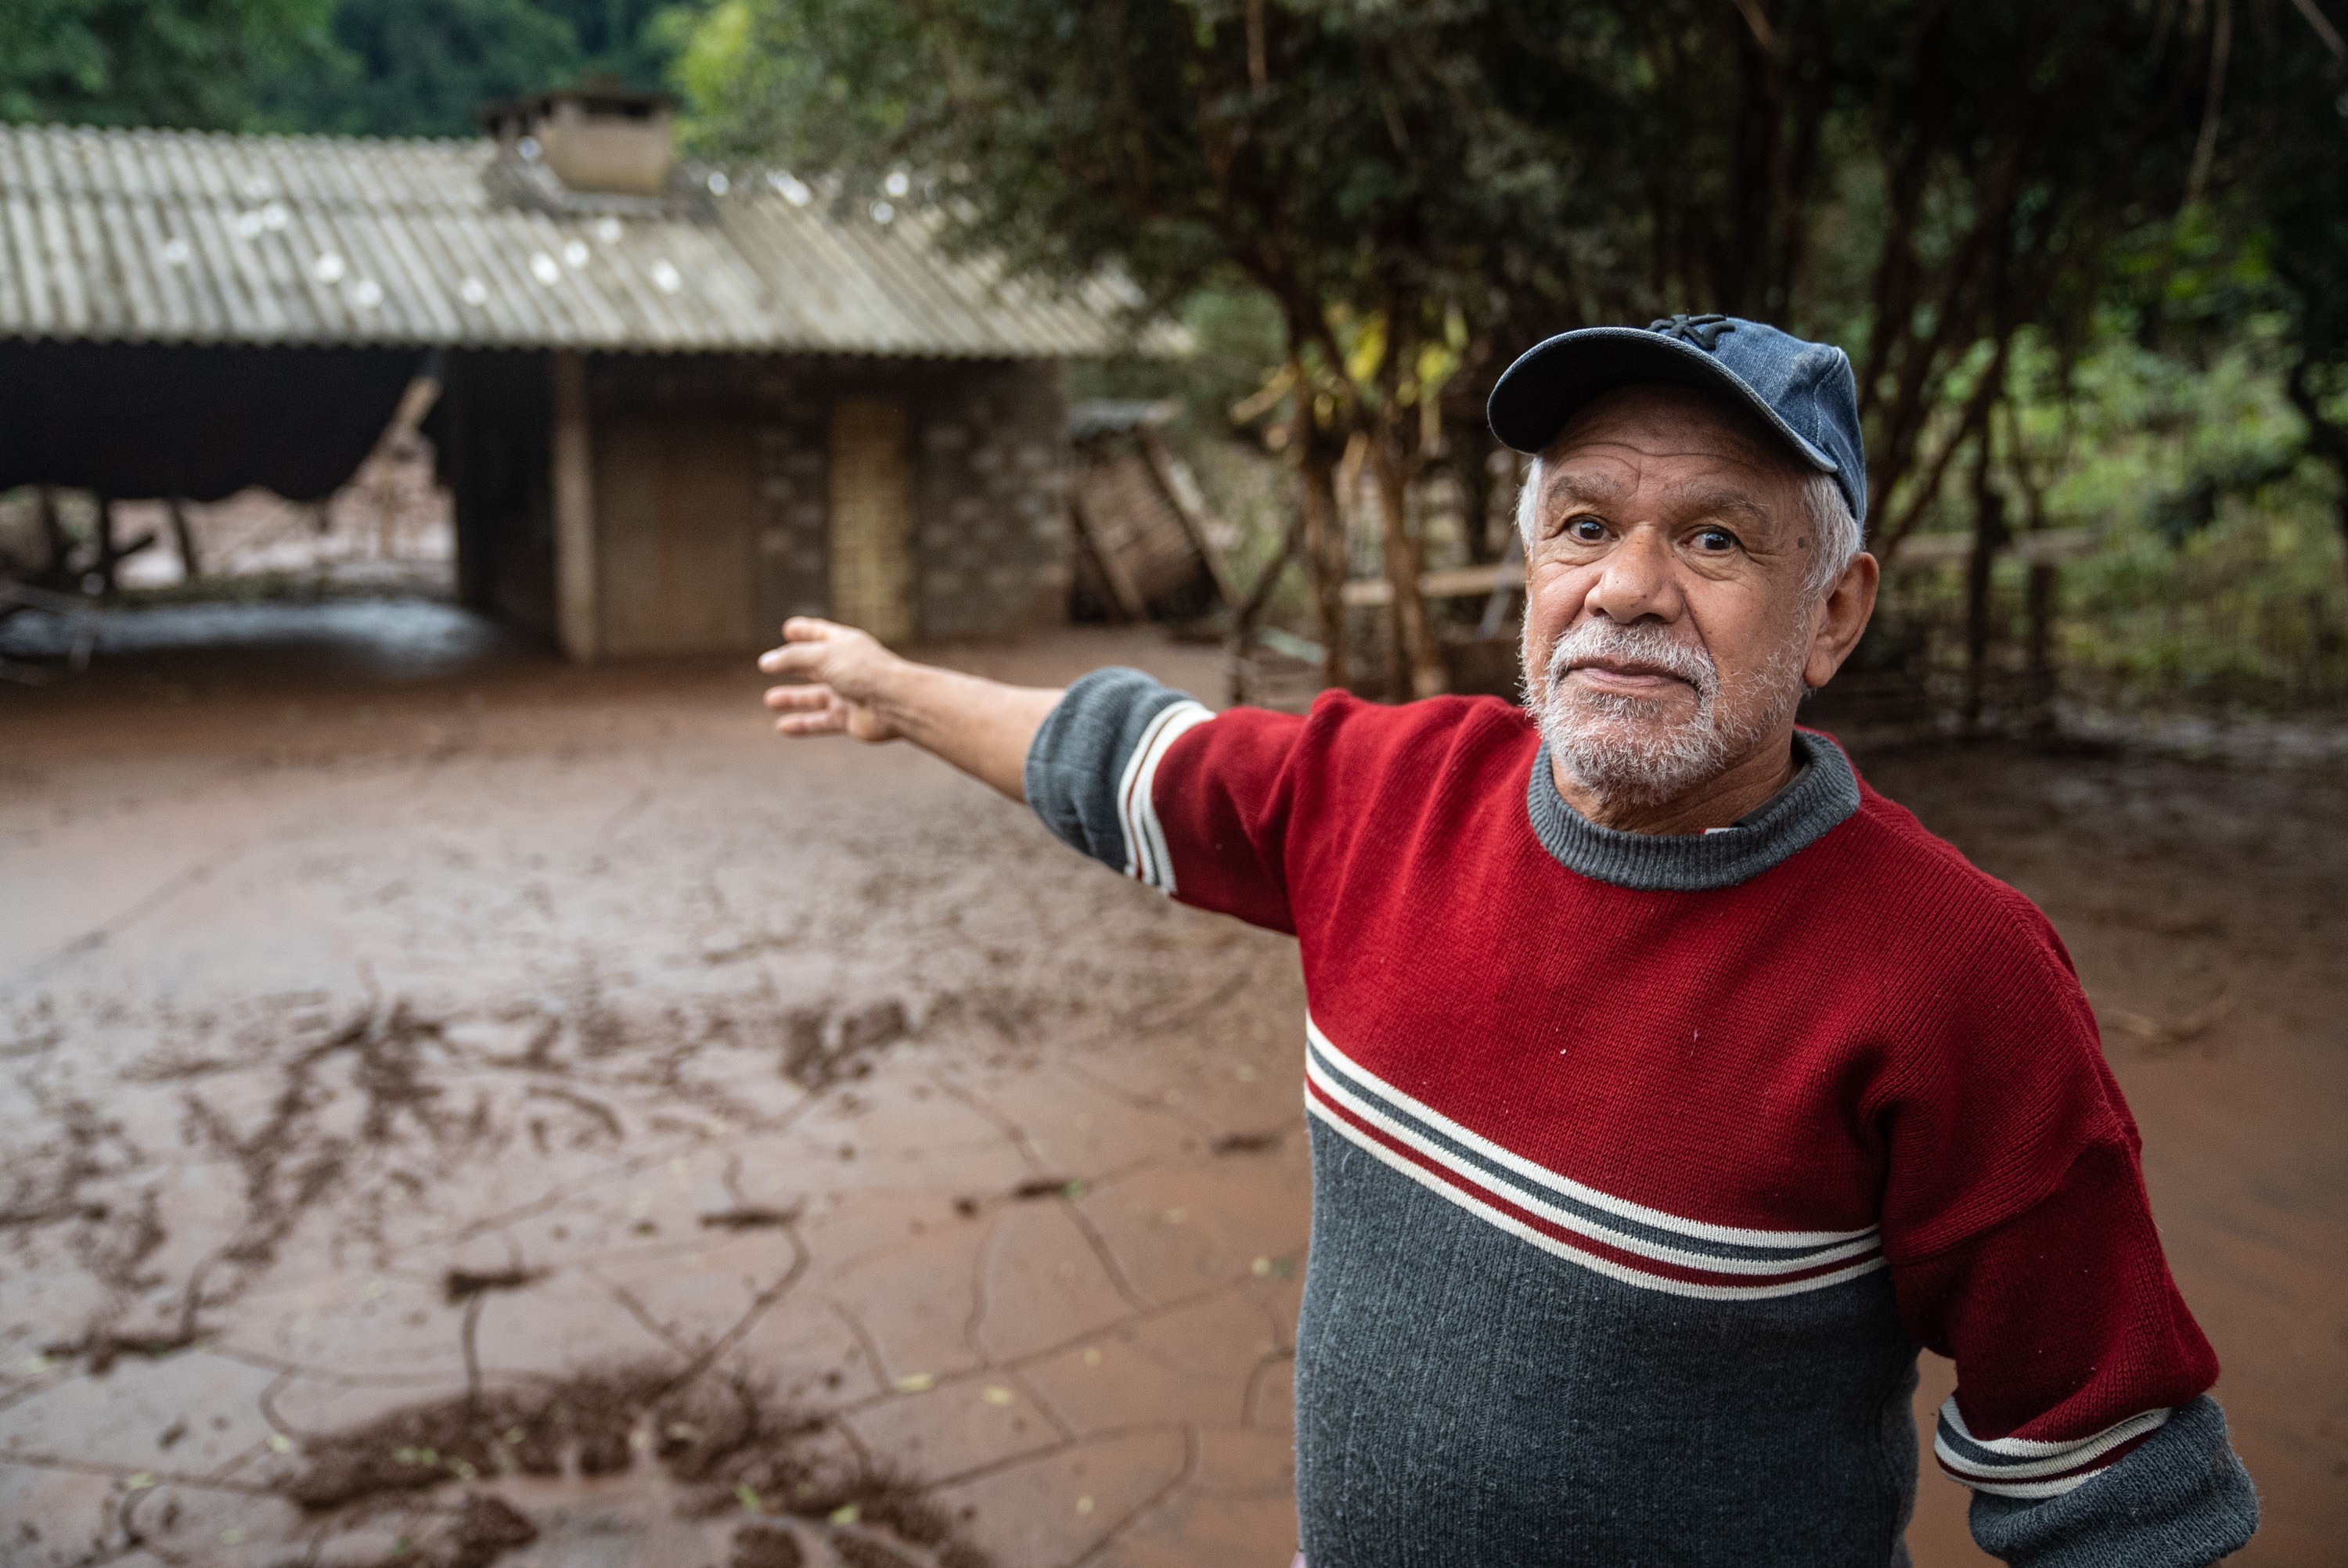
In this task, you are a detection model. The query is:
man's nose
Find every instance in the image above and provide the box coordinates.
[1583,524,1684,624]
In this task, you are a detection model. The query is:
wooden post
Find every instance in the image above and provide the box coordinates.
[549,350,598,663]
[92,494,117,595]
[1962,444,2006,732]
[1136,427,1241,606]
[1068,491,1149,622]
[168,500,201,582]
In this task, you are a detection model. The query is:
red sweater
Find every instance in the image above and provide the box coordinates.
[1025,671,2255,1565]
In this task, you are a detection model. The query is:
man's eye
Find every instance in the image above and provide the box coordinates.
[1565,518,1608,543]
[1693,527,1738,552]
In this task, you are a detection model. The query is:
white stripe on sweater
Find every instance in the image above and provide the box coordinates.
[1304,1048,1879,1279]
[1934,1397,2170,1497]
[1116,699,1212,893]
[1309,1017,1879,1253]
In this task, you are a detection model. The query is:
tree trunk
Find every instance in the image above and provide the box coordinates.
[1369,430,1447,699]
[1962,442,2008,732]
[1295,437,1349,692]
[1451,428,1502,566]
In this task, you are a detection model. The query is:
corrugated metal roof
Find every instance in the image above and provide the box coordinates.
[0,124,1138,358]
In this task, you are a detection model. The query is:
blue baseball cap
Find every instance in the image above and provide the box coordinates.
[1486,315,1867,526]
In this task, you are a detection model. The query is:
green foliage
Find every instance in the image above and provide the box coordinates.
[674,0,2347,709]
[1895,318,2348,709]
[553,0,688,88]
[2040,329,2346,706]
[0,0,334,130]
[265,0,581,136]
[264,0,695,138]
[1065,287,1289,434]
[674,3,2228,483]
[0,0,699,138]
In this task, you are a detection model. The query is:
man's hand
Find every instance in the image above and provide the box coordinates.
[753,619,1066,800]
[759,617,904,743]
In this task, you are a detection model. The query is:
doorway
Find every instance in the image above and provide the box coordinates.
[826,397,915,645]
[595,414,758,654]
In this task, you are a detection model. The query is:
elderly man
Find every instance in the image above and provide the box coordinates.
[758,317,2257,1566]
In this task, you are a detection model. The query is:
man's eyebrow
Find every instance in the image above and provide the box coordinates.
[1541,470,1623,508]
[1660,484,1773,525]
[1541,471,1777,526]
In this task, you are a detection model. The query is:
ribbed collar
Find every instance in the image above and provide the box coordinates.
[1525,730,1860,892]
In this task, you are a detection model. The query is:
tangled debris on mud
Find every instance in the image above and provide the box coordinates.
[280,1361,990,1568]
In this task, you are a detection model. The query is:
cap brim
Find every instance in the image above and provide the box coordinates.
[1486,326,1838,477]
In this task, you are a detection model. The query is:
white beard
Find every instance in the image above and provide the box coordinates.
[1525,617,1806,809]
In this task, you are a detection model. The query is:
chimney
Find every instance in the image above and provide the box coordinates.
[481,88,678,197]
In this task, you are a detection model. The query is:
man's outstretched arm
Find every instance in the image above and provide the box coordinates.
[758,617,1064,800]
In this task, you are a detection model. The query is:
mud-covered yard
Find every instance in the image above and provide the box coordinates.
[2,620,2341,1566]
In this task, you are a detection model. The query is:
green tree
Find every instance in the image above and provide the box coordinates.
[681,0,1601,694]
[680,0,2236,692]
[0,0,333,130]
[2222,4,2348,556]
[265,0,585,138]
[549,0,688,90]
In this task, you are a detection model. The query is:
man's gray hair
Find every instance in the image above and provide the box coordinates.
[1514,457,1863,599]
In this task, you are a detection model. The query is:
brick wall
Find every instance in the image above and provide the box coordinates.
[911,360,1071,642]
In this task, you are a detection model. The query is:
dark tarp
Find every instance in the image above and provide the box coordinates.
[0,340,423,502]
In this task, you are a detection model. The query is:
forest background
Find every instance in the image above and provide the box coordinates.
[7,0,2348,723]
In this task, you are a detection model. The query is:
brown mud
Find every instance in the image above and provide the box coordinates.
[1,621,2340,1566]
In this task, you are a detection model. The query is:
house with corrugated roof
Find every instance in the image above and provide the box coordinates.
[0,90,1140,657]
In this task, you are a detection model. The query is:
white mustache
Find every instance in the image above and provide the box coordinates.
[1542,620,1718,702]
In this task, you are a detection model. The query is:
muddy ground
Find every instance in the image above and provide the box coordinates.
[1,613,2341,1566]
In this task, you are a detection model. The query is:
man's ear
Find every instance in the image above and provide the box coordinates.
[1803,552,1879,690]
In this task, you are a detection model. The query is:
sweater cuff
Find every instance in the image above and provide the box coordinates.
[1967,1395,2257,1567]
[1023,667,1210,888]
